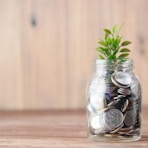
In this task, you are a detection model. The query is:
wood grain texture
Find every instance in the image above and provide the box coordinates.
[0,0,147,109]
[0,108,147,147]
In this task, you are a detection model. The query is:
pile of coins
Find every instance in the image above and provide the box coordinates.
[88,71,141,138]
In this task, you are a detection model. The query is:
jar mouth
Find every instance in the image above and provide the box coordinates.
[95,59,134,71]
[96,59,133,64]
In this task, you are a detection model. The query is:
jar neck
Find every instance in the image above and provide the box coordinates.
[115,59,134,72]
[95,59,134,74]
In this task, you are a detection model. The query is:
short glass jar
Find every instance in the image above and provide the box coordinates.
[87,59,142,142]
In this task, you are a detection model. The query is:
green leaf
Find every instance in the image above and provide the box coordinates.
[96,47,105,54]
[113,37,121,48]
[96,25,132,61]
[105,32,109,40]
[108,54,116,60]
[104,29,111,34]
[96,47,110,57]
[98,40,107,47]
[121,41,132,46]
[107,37,112,44]
[112,48,119,56]
[120,48,131,52]
[112,25,117,33]
[118,53,129,59]
[99,47,107,51]
[98,54,105,59]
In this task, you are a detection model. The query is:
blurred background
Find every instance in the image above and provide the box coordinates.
[0,0,147,110]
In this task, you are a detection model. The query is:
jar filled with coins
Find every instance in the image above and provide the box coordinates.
[87,59,142,142]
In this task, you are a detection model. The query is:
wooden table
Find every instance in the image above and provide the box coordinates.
[0,108,147,148]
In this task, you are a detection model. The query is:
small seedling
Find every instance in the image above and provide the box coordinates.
[96,25,131,63]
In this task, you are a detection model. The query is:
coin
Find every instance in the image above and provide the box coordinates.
[121,99,129,112]
[126,101,138,111]
[118,128,140,136]
[90,111,107,130]
[94,128,107,134]
[117,88,131,95]
[91,115,104,129]
[118,126,133,132]
[104,133,119,137]
[113,95,126,100]
[111,71,132,88]
[128,128,140,134]
[104,108,124,131]
[108,100,117,108]
[110,123,124,134]
[124,110,136,127]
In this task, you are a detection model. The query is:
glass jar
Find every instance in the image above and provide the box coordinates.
[87,59,142,142]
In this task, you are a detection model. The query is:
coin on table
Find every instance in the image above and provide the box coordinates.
[111,71,132,88]
[104,108,124,131]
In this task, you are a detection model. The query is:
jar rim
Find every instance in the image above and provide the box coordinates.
[95,59,134,64]
[95,59,134,70]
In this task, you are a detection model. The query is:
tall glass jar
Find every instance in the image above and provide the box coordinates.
[87,59,142,142]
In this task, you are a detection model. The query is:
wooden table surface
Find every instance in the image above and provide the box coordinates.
[0,108,147,148]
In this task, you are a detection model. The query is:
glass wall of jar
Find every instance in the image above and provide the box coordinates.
[87,59,142,142]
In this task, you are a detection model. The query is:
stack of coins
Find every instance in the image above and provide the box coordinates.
[89,71,141,137]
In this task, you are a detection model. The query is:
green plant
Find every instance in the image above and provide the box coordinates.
[96,25,131,63]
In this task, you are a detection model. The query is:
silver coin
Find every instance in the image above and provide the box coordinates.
[113,95,126,100]
[108,100,117,108]
[122,99,129,112]
[124,110,136,127]
[111,72,132,88]
[128,128,140,134]
[117,88,131,95]
[110,123,124,134]
[90,114,104,129]
[104,108,124,131]
[126,101,138,111]
[90,109,108,130]
[114,72,132,86]
[118,126,133,132]
[118,128,140,136]
[94,128,107,134]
